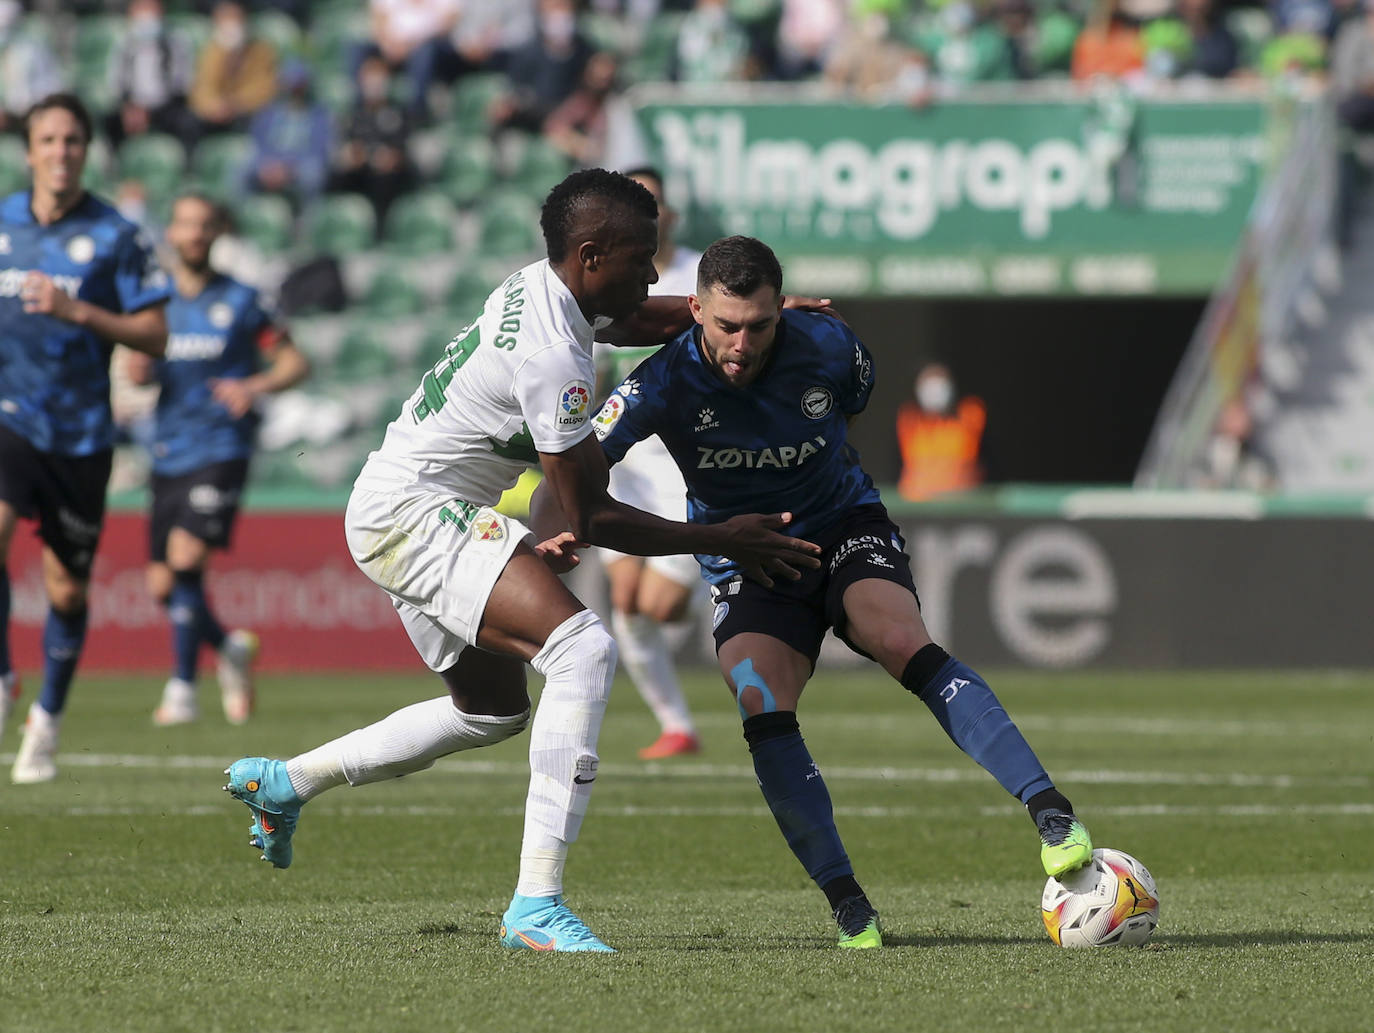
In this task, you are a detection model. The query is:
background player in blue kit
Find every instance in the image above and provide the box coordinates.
[591,236,1095,948]
[126,193,310,728]
[0,93,172,784]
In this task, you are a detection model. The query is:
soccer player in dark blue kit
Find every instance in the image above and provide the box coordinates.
[592,236,1094,948]
[0,94,172,783]
[126,193,310,727]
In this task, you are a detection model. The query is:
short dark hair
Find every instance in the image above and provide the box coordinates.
[540,168,658,262]
[23,93,93,147]
[697,236,784,298]
[172,191,228,227]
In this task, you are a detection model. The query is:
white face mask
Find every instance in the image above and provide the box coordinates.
[131,13,162,39]
[542,10,575,44]
[917,377,954,413]
[214,21,246,49]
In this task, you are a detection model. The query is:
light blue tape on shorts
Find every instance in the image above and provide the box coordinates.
[731,658,776,719]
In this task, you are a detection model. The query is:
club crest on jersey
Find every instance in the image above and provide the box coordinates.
[65,235,95,264]
[801,386,833,420]
[617,378,641,397]
[209,302,234,328]
[712,601,729,630]
[474,516,504,541]
[592,394,625,441]
[695,408,719,432]
[557,380,592,428]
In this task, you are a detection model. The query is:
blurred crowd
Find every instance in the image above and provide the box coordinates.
[2,0,1372,248]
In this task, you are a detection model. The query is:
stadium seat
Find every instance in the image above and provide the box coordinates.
[477,191,541,257]
[445,266,502,318]
[361,261,427,320]
[335,322,396,381]
[252,10,304,56]
[234,193,295,254]
[507,135,571,199]
[75,15,124,67]
[437,135,496,207]
[0,136,27,195]
[118,133,188,199]
[308,193,377,256]
[191,134,252,196]
[623,13,686,83]
[166,12,211,52]
[451,73,508,135]
[382,190,458,255]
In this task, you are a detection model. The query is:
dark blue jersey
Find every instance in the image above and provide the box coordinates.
[0,190,171,455]
[596,309,881,585]
[150,273,280,477]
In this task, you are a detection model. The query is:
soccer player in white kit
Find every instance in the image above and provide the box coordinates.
[593,166,705,759]
[221,170,822,953]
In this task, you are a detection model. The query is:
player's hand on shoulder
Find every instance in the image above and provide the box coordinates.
[781,294,844,322]
[534,531,588,574]
[20,271,75,320]
[717,511,821,589]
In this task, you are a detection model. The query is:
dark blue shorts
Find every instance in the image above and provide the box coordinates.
[149,458,250,562]
[0,422,111,579]
[708,502,918,668]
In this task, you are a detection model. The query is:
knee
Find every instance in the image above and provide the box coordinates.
[48,581,88,615]
[640,592,688,624]
[533,610,617,705]
[870,625,928,677]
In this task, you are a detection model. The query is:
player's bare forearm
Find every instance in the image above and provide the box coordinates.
[595,296,692,346]
[75,301,169,355]
[255,341,311,394]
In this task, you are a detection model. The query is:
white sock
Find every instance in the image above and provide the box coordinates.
[286,696,529,801]
[611,610,695,736]
[516,609,617,898]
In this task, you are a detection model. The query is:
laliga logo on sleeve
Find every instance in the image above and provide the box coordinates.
[592,393,625,441]
[801,386,833,420]
[557,380,591,428]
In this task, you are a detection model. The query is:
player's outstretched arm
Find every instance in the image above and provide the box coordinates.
[595,295,693,346]
[538,437,821,588]
[209,339,312,419]
[21,271,168,356]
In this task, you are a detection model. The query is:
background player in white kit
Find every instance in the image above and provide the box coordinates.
[221,170,823,953]
[592,166,704,759]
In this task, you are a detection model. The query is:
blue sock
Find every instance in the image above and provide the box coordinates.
[37,606,88,715]
[902,644,1054,804]
[0,568,10,675]
[743,711,853,889]
[168,570,223,681]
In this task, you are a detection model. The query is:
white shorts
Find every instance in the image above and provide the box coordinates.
[597,434,700,588]
[345,487,532,671]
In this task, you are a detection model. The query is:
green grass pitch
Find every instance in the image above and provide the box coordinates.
[2,667,1371,1033]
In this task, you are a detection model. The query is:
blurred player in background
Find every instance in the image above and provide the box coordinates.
[222,170,823,953]
[125,193,310,728]
[591,235,1094,949]
[0,93,171,783]
[593,166,703,759]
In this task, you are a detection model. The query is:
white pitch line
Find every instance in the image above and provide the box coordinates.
[0,752,1368,789]
[11,802,1374,820]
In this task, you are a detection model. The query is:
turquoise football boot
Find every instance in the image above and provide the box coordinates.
[223,757,302,869]
[500,894,615,953]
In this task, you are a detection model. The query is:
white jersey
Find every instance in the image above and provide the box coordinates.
[355,260,610,505]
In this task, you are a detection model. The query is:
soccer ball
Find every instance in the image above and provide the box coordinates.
[1041,848,1159,948]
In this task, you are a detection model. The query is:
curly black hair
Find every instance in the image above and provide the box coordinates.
[696,236,784,298]
[540,168,657,262]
